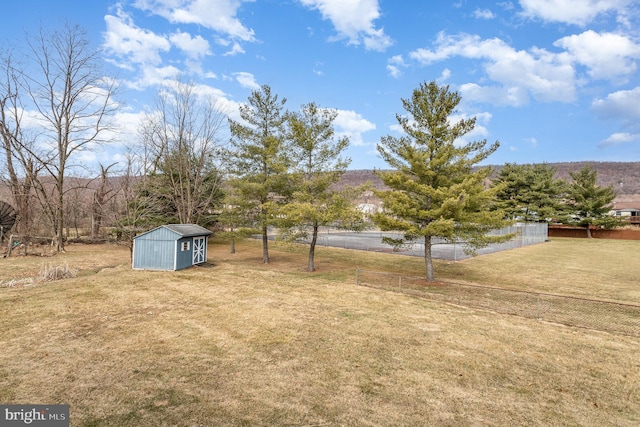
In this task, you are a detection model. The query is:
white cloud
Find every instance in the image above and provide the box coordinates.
[591,86,640,125]
[555,30,640,81]
[233,72,260,90]
[518,0,633,26]
[333,109,376,146]
[133,0,256,42]
[461,83,530,107]
[313,62,325,76]
[194,84,240,120]
[183,59,205,76]
[386,55,406,78]
[299,0,393,51]
[99,110,147,150]
[169,30,211,59]
[387,111,493,146]
[149,81,238,122]
[103,8,171,67]
[180,83,241,120]
[388,122,404,134]
[408,29,640,107]
[215,37,246,56]
[449,111,492,146]
[223,42,246,56]
[438,68,452,82]
[600,132,640,146]
[104,6,230,88]
[499,2,515,11]
[410,32,576,105]
[97,85,237,167]
[123,65,182,90]
[473,9,496,19]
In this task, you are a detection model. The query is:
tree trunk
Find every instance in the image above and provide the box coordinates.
[91,201,102,238]
[92,164,113,239]
[262,225,270,263]
[424,235,434,282]
[56,187,65,252]
[51,165,65,252]
[586,225,592,238]
[230,237,236,254]
[307,223,319,272]
[5,234,14,258]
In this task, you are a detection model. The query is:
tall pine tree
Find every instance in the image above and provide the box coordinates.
[281,102,363,272]
[493,163,567,222]
[373,81,510,281]
[227,85,289,263]
[566,165,617,238]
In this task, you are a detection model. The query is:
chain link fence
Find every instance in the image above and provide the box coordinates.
[310,222,548,261]
[355,269,640,337]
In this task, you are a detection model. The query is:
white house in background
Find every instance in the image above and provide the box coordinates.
[357,203,382,215]
[609,202,640,225]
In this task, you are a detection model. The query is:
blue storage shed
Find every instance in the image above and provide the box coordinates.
[132,224,212,271]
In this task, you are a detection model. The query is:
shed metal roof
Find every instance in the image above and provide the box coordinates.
[134,224,212,240]
[162,224,212,237]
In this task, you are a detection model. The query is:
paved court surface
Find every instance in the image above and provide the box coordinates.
[294,228,547,261]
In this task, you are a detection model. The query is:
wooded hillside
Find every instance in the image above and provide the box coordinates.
[338,162,640,206]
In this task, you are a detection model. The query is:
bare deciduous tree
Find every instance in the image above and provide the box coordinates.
[140,81,227,226]
[112,150,165,261]
[91,163,117,239]
[0,50,39,240]
[1,24,117,252]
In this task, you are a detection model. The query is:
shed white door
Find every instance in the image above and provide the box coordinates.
[193,236,206,264]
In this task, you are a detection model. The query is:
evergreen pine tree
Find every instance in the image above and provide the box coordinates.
[282,102,363,272]
[566,165,618,237]
[373,81,511,281]
[493,163,567,222]
[227,85,289,263]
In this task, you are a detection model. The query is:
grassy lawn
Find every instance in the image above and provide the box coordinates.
[0,238,639,426]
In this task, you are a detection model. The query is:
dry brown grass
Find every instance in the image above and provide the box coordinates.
[0,239,639,426]
[436,238,640,303]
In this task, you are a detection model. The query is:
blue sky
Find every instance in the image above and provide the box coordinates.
[2,0,640,170]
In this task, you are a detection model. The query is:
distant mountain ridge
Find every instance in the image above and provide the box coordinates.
[338,161,640,208]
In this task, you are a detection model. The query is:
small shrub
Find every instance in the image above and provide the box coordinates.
[38,262,78,282]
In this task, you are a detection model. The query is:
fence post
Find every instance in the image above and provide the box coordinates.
[356,267,360,286]
[536,295,541,320]
[399,275,402,290]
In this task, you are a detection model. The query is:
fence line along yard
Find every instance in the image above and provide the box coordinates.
[355,269,640,337]
[310,222,549,261]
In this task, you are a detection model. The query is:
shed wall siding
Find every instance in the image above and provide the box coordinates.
[132,225,211,271]
[133,239,176,270]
